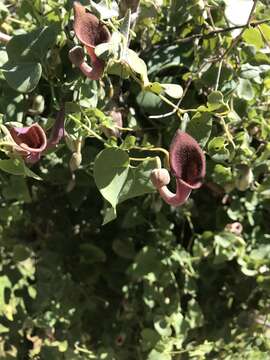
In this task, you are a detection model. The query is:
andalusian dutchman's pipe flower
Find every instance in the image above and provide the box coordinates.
[9,124,47,164]
[150,130,206,206]
[7,107,65,164]
[69,2,111,80]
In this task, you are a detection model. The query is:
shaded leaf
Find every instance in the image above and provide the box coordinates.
[2,62,42,93]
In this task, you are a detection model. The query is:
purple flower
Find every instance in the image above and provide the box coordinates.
[9,123,47,164]
[8,107,65,164]
[151,130,206,206]
[69,2,111,80]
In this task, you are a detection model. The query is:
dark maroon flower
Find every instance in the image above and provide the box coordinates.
[8,108,65,164]
[47,106,65,148]
[151,130,206,206]
[9,123,47,164]
[70,2,111,80]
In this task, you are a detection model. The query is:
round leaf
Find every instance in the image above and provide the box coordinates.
[2,62,42,93]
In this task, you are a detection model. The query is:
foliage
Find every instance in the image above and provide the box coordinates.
[0,0,270,359]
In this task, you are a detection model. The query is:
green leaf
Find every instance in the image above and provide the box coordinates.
[93,148,130,208]
[189,341,213,358]
[141,329,160,352]
[107,60,130,78]
[0,324,9,334]
[144,82,183,99]
[207,91,230,114]
[237,78,255,101]
[119,158,156,203]
[2,62,42,93]
[96,154,156,224]
[112,238,136,259]
[94,42,111,60]
[186,112,212,147]
[144,82,163,95]
[148,350,171,360]
[2,176,31,202]
[240,63,261,79]
[89,0,119,19]
[208,137,230,162]
[198,91,230,114]
[6,25,58,62]
[0,275,11,315]
[79,243,106,263]
[154,316,172,337]
[13,244,31,262]
[161,83,183,99]
[212,164,234,186]
[125,49,149,85]
[242,28,264,50]
[102,205,117,225]
[0,158,42,180]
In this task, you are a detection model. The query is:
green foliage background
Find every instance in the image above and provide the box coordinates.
[1,0,270,359]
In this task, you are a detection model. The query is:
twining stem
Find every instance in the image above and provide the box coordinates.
[220,117,235,149]
[129,145,169,168]
[68,114,106,143]
[219,0,258,60]
[175,19,270,44]
[129,156,153,162]
[116,125,136,132]
[215,59,223,91]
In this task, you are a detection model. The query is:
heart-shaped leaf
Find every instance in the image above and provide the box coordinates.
[94,148,130,208]
[2,62,42,93]
[125,49,149,86]
[6,25,58,63]
[161,83,183,99]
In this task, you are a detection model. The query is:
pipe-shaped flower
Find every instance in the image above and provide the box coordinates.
[8,108,65,163]
[70,2,111,80]
[47,106,65,148]
[9,124,47,164]
[151,130,206,206]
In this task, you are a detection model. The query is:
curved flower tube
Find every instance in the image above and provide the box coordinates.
[71,2,111,80]
[8,108,66,164]
[150,130,206,206]
[9,124,47,164]
[47,106,65,148]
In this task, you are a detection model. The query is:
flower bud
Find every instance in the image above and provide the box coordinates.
[69,152,82,172]
[69,46,84,67]
[225,222,243,236]
[235,165,253,191]
[29,95,45,115]
[150,169,170,189]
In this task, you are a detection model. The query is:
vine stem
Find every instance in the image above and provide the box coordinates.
[220,117,235,149]
[175,18,269,44]
[129,156,153,162]
[215,59,223,91]
[219,0,259,60]
[129,145,169,168]
[68,114,106,143]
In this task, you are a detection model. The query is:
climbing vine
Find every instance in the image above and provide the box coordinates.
[1,0,270,359]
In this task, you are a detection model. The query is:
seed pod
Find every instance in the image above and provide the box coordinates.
[150,169,170,188]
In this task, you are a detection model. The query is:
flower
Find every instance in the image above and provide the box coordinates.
[150,130,206,206]
[7,107,65,164]
[9,123,47,164]
[69,2,111,80]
